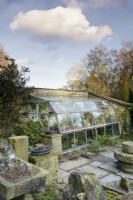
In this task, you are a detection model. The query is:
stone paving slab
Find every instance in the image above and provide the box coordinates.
[91,154,115,164]
[58,169,70,184]
[68,169,81,173]
[117,172,133,180]
[98,150,115,159]
[107,146,121,152]
[58,169,70,179]
[115,144,122,148]
[99,174,121,183]
[75,164,109,178]
[90,161,103,167]
[59,157,91,171]
[99,162,119,173]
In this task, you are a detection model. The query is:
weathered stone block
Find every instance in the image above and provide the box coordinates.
[29,153,58,184]
[122,141,133,154]
[63,172,107,200]
[0,162,48,200]
[41,134,62,155]
[8,136,28,162]
[117,161,133,173]
[114,149,133,164]
[120,177,133,192]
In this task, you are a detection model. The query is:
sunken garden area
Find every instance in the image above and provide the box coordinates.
[1,88,133,200]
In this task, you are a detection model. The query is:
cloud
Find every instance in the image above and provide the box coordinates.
[10,6,112,42]
[16,58,29,66]
[88,0,127,9]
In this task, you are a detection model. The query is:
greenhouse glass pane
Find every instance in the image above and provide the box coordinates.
[75,130,86,146]
[101,101,110,106]
[82,112,94,127]
[113,124,119,136]
[49,115,58,133]
[76,101,98,112]
[109,110,118,122]
[39,103,48,114]
[85,102,98,111]
[28,113,37,121]
[28,103,36,113]
[92,111,105,125]
[97,127,105,136]
[75,102,87,111]
[49,102,68,113]
[71,113,84,129]
[63,102,80,112]
[87,129,96,143]
[62,133,74,150]
[103,111,112,123]
[40,114,48,131]
[57,114,73,132]
[106,125,113,138]
[96,101,109,111]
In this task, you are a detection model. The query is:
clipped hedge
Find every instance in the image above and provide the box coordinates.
[13,121,43,145]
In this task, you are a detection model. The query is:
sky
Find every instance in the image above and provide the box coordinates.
[0,0,133,88]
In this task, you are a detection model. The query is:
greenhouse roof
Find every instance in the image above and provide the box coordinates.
[29,94,120,134]
[30,95,113,114]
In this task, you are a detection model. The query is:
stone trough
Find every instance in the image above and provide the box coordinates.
[114,141,133,173]
[0,139,48,200]
[0,159,48,200]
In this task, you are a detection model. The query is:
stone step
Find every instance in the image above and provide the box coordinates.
[114,149,133,164]
[117,161,133,173]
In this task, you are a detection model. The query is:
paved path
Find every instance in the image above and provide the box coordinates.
[58,145,123,185]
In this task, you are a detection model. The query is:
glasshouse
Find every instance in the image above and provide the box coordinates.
[27,89,122,152]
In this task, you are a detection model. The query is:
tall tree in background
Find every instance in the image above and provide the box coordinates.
[116,42,133,102]
[66,59,88,91]
[67,42,133,102]
[0,48,33,137]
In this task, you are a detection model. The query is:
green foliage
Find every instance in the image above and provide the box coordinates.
[67,42,133,102]
[129,88,133,103]
[13,121,43,145]
[121,72,130,102]
[33,187,57,200]
[89,140,102,153]
[104,189,120,200]
[98,135,125,146]
[122,108,131,132]
[0,57,33,137]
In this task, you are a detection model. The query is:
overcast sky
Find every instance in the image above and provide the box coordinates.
[1,0,133,88]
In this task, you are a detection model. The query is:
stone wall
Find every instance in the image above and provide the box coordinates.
[31,88,88,98]
[29,153,58,184]
[8,134,62,184]
[41,134,62,155]
[29,134,62,184]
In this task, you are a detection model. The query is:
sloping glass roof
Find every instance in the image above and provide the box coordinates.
[30,95,119,134]
[75,101,98,112]
[47,99,118,133]
[48,100,112,114]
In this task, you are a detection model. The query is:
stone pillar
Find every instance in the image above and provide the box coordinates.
[51,134,62,155]
[8,136,28,161]
[42,134,62,155]
[29,153,58,184]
